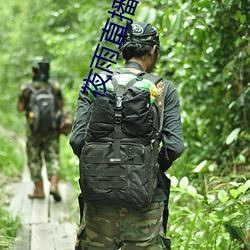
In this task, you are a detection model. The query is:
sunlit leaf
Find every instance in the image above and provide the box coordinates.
[229,189,239,198]
[187,185,197,197]
[179,176,189,190]
[244,180,250,190]
[206,194,216,204]
[237,184,247,194]
[171,176,178,188]
[193,160,208,173]
[218,190,229,203]
[226,128,241,145]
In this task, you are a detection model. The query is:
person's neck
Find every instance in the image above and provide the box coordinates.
[125,58,148,73]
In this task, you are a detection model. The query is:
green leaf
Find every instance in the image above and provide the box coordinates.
[218,190,229,203]
[240,193,250,204]
[224,223,247,242]
[206,194,216,204]
[171,176,178,188]
[193,160,208,173]
[226,128,241,145]
[179,176,189,190]
[172,9,183,34]
[244,180,250,190]
[187,185,197,197]
[229,181,240,187]
[237,185,247,194]
[229,189,239,198]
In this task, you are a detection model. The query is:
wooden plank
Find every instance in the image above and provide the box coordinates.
[30,167,50,224]
[9,156,79,250]
[31,223,54,250]
[50,196,67,223]
[30,196,49,224]
[8,181,33,220]
[16,181,33,225]
[21,163,31,182]
[61,182,79,224]
[50,182,77,223]
[18,185,33,225]
[52,222,76,250]
[11,224,31,250]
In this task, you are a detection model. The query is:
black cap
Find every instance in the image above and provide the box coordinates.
[29,56,50,69]
[121,22,160,51]
[30,57,50,82]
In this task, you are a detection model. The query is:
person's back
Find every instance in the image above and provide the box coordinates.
[70,22,185,250]
[17,57,64,201]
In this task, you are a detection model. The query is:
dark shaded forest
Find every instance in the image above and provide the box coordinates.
[0,0,249,249]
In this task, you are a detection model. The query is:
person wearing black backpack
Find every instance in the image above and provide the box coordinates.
[70,22,184,250]
[17,57,64,201]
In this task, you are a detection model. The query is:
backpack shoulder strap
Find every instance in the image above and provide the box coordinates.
[26,83,39,94]
[137,72,163,85]
[110,75,138,96]
[47,80,56,93]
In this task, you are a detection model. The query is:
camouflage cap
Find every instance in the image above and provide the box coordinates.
[121,22,160,51]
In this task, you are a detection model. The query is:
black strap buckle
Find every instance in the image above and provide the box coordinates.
[115,113,122,124]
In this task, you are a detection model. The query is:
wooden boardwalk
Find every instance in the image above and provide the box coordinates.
[8,164,79,250]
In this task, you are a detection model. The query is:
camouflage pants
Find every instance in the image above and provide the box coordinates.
[26,131,60,181]
[75,201,170,250]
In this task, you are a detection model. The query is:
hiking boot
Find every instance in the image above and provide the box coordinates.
[50,175,62,202]
[28,180,45,199]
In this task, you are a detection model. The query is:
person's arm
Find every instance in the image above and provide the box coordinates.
[69,86,92,158]
[158,80,185,171]
[17,86,30,113]
[17,99,25,112]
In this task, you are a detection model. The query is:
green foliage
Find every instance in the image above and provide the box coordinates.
[138,0,250,178]
[0,207,20,250]
[0,0,249,248]
[60,135,79,190]
[168,175,250,249]
[0,134,24,177]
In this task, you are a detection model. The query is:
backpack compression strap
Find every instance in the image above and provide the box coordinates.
[109,77,140,160]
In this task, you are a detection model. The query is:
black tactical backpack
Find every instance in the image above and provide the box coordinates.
[27,82,59,133]
[79,71,164,209]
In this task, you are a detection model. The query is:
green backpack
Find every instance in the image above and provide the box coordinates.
[80,71,164,209]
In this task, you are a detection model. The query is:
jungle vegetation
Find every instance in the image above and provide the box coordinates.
[0,0,249,249]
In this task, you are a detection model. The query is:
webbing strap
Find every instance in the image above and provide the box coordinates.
[110,76,141,160]
[84,181,125,189]
[137,72,163,85]
[82,156,143,165]
[82,169,127,176]
[86,192,119,200]
[110,77,122,159]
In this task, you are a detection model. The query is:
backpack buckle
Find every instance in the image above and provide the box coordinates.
[115,96,123,110]
[115,113,122,124]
